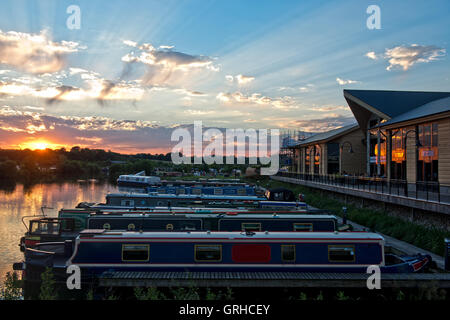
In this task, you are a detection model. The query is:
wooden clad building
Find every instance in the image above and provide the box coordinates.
[344,90,450,202]
[289,124,367,176]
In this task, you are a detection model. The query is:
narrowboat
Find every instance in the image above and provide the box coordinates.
[145,185,257,196]
[117,172,161,188]
[76,193,308,210]
[59,205,312,230]
[117,172,253,189]
[20,231,431,283]
[19,213,338,251]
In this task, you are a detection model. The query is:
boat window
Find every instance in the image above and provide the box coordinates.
[241,222,261,232]
[293,223,313,232]
[103,223,111,230]
[195,245,222,262]
[122,244,149,262]
[121,200,134,207]
[30,221,40,233]
[237,189,246,195]
[166,223,174,230]
[30,221,60,235]
[328,245,355,262]
[127,223,136,231]
[192,188,202,195]
[281,245,296,262]
[214,189,223,195]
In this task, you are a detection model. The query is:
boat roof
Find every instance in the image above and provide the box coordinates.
[79,230,384,241]
[87,213,336,219]
[106,193,266,200]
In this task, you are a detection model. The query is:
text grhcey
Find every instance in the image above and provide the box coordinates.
[178,304,270,317]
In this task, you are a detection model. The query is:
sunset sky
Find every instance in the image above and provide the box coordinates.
[0,0,449,153]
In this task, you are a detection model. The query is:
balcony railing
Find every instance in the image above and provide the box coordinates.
[275,172,448,204]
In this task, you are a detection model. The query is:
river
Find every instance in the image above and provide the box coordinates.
[0,181,118,281]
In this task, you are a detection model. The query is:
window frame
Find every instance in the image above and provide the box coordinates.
[281,244,296,262]
[241,222,262,232]
[194,244,222,262]
[328,245,356,263]
[121,244,150,262]
[293,223,313,232]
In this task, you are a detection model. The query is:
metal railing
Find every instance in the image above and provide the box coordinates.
[275,172,448,204]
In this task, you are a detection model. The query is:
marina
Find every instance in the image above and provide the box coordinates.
[4,177,450,300]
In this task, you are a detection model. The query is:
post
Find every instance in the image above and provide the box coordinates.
[445,238,450,271]
[342,206,348,225]
[366,129,371,176]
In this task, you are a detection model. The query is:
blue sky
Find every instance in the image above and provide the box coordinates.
[0,0,449,152]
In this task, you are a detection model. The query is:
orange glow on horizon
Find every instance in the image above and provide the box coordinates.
[19,140,62,151]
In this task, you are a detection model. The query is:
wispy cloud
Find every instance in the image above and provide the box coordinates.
[336,77,360,85]
[121,40,218,86]
[216,91,298,110]
[226,74,255,85]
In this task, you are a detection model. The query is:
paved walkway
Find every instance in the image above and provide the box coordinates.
[336,216,446,270]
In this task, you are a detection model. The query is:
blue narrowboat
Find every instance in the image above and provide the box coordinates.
[22,231,431,281]
[79,193,307,211]
[145,185,257,196]
[20,213,338,251]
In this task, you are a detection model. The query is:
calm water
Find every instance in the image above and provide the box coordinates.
[0,181,118,281]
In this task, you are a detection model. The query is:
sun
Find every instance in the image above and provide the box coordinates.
[20,140,60,150]
[30,142,49,150]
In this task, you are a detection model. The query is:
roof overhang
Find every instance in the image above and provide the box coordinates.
[344,90,391,132]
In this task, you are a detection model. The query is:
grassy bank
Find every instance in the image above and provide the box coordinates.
[257,177,450,256]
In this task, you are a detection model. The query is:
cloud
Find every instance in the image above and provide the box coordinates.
[299,84,315,92]
[225,74,255,85]
[284,115,356,132]
[0,105,276,154]
[236,74,254,84]
[366,44,446,71]
[0,30,83,74]
[121,40,217,86]
[184,109,215,115]
[216,91,298,110]
[365,51,378,60]
[336,77,360,85]
[0,73,145,105]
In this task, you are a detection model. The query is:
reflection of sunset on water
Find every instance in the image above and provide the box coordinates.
[0,182,118,281]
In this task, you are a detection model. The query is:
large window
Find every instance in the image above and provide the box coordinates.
[327,142,340,174]
[369,129,387,177]
[305,147,311,174]
[313,145,321,174]
[417,123,438,182]
[391,129,406,180]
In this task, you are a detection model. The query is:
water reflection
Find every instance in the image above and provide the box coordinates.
[0,181,117,281]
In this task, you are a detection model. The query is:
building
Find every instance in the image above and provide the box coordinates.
[280,89,450,210]
[343,90,449,198]
[289,124,367,176]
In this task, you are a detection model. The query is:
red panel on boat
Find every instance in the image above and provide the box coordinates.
[231,244,271,263]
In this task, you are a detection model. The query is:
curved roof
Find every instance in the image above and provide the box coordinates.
[292,123,359,147]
